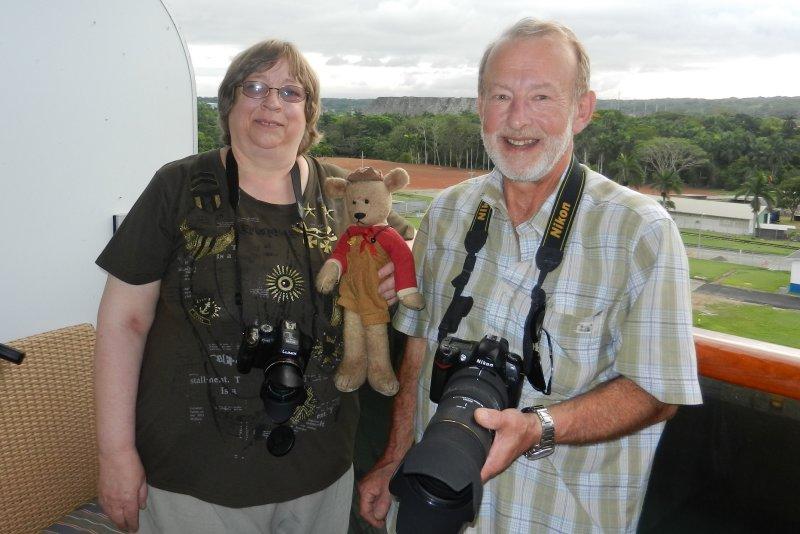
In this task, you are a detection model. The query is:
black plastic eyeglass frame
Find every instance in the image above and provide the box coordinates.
[238,81,308,103]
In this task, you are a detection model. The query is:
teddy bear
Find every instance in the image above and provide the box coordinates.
[316,166,425,396]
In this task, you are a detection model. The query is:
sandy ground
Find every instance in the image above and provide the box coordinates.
[322,157,718,196]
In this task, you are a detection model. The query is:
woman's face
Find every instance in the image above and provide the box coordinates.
[227,58,307,158]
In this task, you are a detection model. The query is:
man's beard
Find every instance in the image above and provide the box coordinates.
[482,118,573,183]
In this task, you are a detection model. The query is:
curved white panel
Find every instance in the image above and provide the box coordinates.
[0,0,196,340]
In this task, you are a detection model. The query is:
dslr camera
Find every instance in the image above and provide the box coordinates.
[389,334,524,534]
[238,319,309,424]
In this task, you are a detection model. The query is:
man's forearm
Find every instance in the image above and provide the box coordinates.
[378,335,427,463]
[549,376,678,445]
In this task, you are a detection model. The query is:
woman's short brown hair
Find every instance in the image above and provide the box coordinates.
[217,39,321,154]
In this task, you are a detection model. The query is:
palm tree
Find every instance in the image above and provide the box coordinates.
[650,169,683,210]
[610,152,644,189]
[734,171,777,234]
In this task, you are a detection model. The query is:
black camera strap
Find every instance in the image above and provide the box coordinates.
[436,200,492,343]
[225,149,309,327]
[436,155,586,393]
[522,156,586,394]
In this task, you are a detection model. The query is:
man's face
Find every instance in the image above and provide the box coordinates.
[478,36,584,183]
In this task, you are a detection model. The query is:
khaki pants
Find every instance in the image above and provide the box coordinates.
[138,466,353,534]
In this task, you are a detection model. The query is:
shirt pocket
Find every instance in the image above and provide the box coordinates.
[543,303,616,395]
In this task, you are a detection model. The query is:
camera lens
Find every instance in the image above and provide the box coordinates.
[261,361,307,424]
[390,366,510,534]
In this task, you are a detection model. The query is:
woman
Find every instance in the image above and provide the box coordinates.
[94,40,412,533]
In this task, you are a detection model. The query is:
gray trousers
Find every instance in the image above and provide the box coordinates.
[138,466,354,534]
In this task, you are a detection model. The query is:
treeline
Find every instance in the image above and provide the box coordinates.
[197,102,800,192]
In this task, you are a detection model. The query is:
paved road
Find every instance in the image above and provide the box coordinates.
[694,283,800,310]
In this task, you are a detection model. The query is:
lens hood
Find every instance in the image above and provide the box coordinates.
[390,424,484,534]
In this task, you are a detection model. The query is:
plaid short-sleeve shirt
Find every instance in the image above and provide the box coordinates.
[392,165,702,533]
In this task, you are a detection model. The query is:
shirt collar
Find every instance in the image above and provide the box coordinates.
[479,162,571,239]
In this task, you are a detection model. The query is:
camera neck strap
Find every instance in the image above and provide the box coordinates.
[225,148,311,327]
[436,200,492,343]
[436,156,586,392]
[522,155,586,394]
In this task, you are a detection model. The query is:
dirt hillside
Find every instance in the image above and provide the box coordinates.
[321,157,715,195]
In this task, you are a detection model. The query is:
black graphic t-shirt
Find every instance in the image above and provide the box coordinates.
[96,150,410,506]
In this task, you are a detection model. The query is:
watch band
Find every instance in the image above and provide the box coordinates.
[521,405,555,460]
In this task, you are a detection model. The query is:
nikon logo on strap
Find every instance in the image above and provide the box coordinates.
[548,201,572,239]
[476,202,491,222]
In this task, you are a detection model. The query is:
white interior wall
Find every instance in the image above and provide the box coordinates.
[0,0,196,341]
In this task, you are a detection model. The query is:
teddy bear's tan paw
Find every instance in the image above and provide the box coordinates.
[399,291,425,310]
[315,262,340,294]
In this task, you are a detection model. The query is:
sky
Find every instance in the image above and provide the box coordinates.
[165,0,800,100]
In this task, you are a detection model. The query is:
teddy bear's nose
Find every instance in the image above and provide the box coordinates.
[354,212,366,220]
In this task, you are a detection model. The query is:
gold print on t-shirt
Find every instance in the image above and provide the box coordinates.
[293,221,338,254]
[179,220,235,260]
[288,386,317,425]
[265,265,305,302]
[189,297,221,325]
[329,295,343,327]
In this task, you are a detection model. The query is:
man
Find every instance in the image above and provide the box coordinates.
[358,18,702,533]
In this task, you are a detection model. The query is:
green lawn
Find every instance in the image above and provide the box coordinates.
[681,230,799,255]
[393,191,434,202]
[694,301,800,349]
[688,258,736,281]
[406,215,423,229]
[721,269,792,292]
[689,258,790,292]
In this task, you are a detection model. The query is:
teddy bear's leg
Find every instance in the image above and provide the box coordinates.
[335,309,368,392]
[365,323,399,396]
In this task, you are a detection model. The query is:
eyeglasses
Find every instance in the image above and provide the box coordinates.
[238,80,307,103]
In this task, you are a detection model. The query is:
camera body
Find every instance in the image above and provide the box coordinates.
[430,334,524,408]
[237,319,309,424]
[389,334,525,534]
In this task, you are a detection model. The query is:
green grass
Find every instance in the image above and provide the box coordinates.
[393,191,434,202]
[405,216,423,229]
[694,301,800,349]
[720,269,791,292]
[688,258,790,292]
[688,258,735,281]
[681,230,799,255]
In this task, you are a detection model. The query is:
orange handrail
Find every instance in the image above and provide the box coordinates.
[694,327,800,400]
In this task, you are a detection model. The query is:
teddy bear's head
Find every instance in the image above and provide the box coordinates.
[324,167,409,227]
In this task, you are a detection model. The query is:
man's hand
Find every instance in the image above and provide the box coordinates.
[474,407,540,482]
[358,458,400,528]
[377,261,398,305]
[97,448,147,532]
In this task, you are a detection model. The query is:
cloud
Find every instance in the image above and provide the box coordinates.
[325,55,351,66]
[167,0,800,98]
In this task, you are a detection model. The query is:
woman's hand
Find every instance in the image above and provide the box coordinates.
[98,448,147,532]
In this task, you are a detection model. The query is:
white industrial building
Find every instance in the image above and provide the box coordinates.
[654,196,767,236]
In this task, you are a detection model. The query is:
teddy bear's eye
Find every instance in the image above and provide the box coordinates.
[364,199,369,204]
[352,200,356,204]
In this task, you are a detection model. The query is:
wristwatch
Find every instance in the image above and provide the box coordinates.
[521,405,556,460]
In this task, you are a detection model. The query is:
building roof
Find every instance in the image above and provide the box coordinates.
[647,195,763,220]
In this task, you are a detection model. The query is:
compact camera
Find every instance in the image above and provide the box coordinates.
[237,319,309,425]
[389,335,525,534]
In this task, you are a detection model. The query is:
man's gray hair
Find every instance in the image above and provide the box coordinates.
[478,18,591,99]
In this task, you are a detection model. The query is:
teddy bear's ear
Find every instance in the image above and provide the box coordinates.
[324,177,348,199]
[383,168,410,193]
